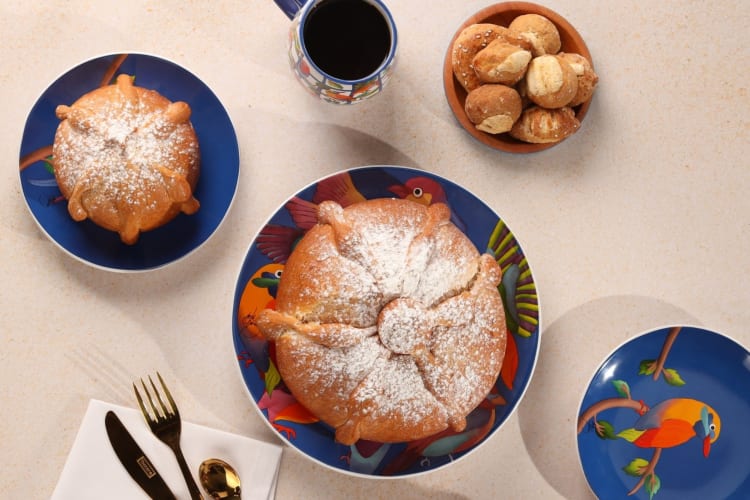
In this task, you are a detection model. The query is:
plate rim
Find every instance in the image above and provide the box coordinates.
[231,164,543,478]
[17,51,240,273]
[575,323,750,499]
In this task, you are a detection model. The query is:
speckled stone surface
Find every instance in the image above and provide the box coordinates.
[1,1,748,498]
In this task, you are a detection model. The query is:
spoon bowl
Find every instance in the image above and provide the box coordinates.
[199,458,242,500]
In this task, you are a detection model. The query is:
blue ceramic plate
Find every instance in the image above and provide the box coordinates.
[577,325,750,499]
[19,53,239,272]
[232,165,541,477]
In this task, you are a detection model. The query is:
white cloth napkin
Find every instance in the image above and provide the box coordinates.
[53,399,283,499]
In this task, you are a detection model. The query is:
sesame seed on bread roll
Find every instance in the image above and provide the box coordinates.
[452,23,532,92]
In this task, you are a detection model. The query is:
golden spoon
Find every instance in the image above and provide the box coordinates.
[198,458,242,499]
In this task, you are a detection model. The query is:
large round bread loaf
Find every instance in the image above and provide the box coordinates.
[257,198,507,444]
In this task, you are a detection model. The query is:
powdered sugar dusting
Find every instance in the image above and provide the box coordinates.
[293,335,387,403]
[260,199,507,443]
[52,80,199,211]
[278,224,383,327]
[329,200,428,299]
[351,355,445,425]
[377,298,430,354]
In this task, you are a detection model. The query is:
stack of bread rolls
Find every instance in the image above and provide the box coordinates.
[451,13,598,144]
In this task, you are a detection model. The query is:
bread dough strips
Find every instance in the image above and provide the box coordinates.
[257,198,507,445]
[52,74,200,244]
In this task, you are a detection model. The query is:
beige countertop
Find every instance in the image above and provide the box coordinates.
[1,1,748,499]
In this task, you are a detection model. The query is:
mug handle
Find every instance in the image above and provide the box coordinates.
[273,0,306,19]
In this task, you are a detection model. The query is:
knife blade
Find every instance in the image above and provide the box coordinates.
[105,410,177,500]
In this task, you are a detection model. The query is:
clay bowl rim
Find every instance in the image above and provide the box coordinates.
[443,1,594,154]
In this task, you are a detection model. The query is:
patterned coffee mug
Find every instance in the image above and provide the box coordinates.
[273,0,398,104]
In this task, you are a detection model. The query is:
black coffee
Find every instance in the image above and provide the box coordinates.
[303,0,391,81]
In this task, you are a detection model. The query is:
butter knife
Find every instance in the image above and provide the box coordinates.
[105,411,177,500]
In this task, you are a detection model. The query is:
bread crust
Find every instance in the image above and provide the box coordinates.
[557,52,598,106]
[465,84,523,134]
[452,23,532,92]
[52,74,200,244]
[508,13,561,56]
[510,105,580,143]
[257,198,507,445]
[522,54,579,109]
[472,39,532,86]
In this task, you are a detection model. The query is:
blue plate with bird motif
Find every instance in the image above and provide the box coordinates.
[231,165,541,477]
[576,325,750,499]
[18,53,239,272]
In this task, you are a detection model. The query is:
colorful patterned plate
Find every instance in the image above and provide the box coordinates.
[577,325,750,499]
[231,165,541,477]
[18,53,239,272]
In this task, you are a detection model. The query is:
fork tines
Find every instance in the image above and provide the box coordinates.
[133,372,203,499]
[134,372,179,424]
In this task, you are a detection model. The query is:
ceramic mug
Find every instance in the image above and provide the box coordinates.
[273,0,398,104]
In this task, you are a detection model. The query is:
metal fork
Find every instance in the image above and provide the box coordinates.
[134,373,204,500]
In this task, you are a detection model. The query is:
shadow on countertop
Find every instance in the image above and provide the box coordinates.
[517,294,700,499]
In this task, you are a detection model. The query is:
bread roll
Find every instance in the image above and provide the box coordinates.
[472,39,532,86]
[465,84,523,134]
[510,105,580,143]
[257,198,507,445]
[523,54,578,109]
[557,52,598,106]
[452,24,532,92]
[52,74,200,244]
[508,13,561,56]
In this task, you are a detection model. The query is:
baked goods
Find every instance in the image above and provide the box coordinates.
[522,54,579,109]
[472,39,532,86]
[508,13,561,56]
[52,74,200,244]
[510,106,580,143]
[256,198,507,445]
[451,24,531,92]
[450,11,597,146]
[465,84,523,134]
[557,52,599,106]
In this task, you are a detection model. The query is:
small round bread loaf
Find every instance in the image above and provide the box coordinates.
[557,52,598,106]
[522,54,579,109]
[465,84,523,134]
[510,105,580,143]
[472,39,532,86]
[257,198,507,445]
[508,13,561,56]
[52,74,200,244]
[452,23,532,92]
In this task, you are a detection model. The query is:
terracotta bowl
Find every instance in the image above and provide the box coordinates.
[443,2,594,153]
